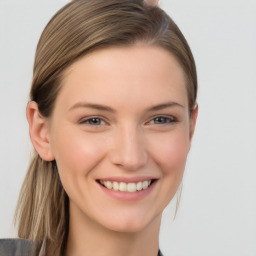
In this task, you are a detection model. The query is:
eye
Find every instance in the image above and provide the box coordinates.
[148,116,176,125]
[80,117,106,126]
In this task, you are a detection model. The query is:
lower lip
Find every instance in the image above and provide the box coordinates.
[97,181,157,201]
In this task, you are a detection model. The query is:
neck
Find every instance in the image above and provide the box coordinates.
[66,203,161,256]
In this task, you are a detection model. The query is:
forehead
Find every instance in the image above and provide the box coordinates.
[57,45,188,111]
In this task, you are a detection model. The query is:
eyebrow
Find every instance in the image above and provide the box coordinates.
[146,102,185,112]
[69,101,185,112]
[69,102,115,113]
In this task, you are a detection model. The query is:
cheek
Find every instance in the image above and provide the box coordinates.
[150,130,190,175]
[50,128,106,180]
[158,131,190,202]
[146,129,190,214]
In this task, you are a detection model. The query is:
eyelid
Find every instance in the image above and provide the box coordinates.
[78,114,178,126]
[146,115,178,125]
[79,116,108,126]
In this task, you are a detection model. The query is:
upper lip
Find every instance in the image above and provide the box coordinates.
[96,176,158,183]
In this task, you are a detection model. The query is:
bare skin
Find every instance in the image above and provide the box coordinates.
[27,45,197,256]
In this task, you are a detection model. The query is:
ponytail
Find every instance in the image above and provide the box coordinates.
[15,153,69,255]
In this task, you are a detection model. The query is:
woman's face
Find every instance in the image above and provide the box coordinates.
[47,45,197,233]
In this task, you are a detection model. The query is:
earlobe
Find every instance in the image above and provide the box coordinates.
[26,101,55,161]
[189,104,198,140]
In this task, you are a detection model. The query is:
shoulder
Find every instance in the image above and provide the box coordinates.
[0,239,34,256]
[158,249,164,256]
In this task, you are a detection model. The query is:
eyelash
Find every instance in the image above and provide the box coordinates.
[79,115,177,127]
[147,115,177,125]
[79,117,106,126]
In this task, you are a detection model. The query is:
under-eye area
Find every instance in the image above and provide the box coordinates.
[97,179,157,193]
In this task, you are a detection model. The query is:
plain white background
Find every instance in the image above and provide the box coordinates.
[0,1,255,255]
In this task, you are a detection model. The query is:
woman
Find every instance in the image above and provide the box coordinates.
[0,0,197,255]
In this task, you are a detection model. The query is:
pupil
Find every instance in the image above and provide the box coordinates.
[156,117,165,123]
[90,118,100,124]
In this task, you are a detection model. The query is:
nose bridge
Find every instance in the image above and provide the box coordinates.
[110,123,147,171]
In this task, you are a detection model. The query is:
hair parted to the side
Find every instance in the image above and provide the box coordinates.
[15,0,197,255]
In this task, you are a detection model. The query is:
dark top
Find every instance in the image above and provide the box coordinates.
[0,239,164,256]
[0,239,34,256]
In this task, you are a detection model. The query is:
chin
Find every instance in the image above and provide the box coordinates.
[108,222,147,233]
[99,211,161,234]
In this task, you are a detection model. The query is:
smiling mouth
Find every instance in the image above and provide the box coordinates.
[98,180,156,193]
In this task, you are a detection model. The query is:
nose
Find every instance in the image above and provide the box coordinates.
[109,126,148,171]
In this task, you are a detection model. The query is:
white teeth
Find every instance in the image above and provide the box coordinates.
[142,180,149,189]
[127,183,137,192]
[119,182,127,192]
[99,180,152,192]
[136,181,143,191]
[104,181,113,190]
[113,181,119,191]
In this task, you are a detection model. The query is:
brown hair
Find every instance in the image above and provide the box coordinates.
[15,0,197,255]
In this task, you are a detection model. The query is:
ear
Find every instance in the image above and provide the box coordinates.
[26,101,55,161]
[189,104,198,141]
